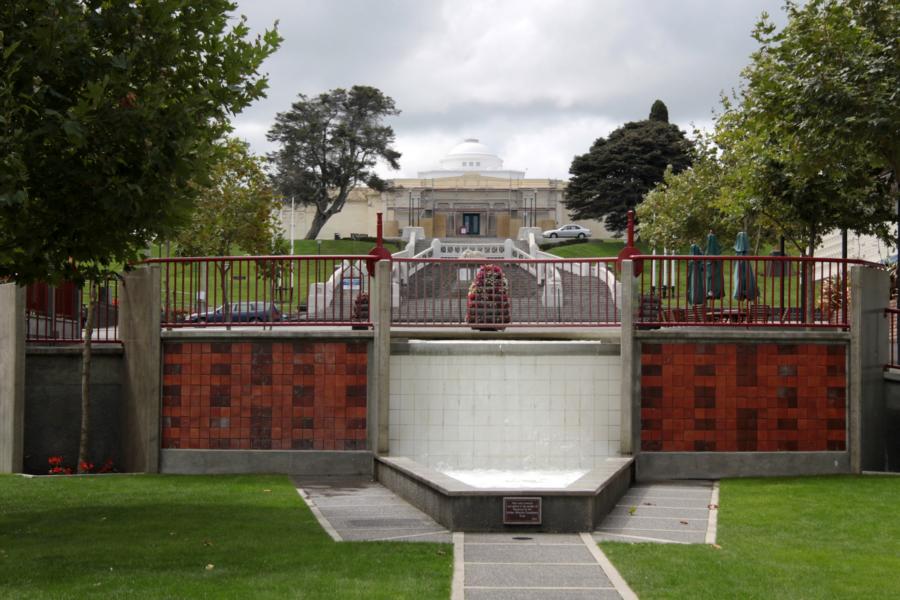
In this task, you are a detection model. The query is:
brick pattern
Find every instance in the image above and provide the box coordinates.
[161,341,367,450]
[641,343,846,452]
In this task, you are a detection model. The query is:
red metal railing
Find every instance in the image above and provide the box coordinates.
[145,255,372,327]
[887,307,900,369]
[633,255,868,328]
[26,278,120,344]
[391,257,620,327]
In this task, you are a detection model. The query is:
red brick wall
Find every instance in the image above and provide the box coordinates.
[641,343,846,452]
[161,341,367,451]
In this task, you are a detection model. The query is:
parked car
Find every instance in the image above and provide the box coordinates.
[187,301,281,323]
[542,224,592,239]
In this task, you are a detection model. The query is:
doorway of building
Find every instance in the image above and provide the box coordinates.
[462,213,481,235]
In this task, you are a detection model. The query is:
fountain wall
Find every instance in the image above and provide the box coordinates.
[388,340,621,470]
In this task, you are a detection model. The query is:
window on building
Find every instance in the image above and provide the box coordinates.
[476,162,480,166]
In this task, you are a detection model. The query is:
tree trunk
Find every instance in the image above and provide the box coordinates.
[804,226,817,324]
[78,281,97,474]
[305,209,330,240]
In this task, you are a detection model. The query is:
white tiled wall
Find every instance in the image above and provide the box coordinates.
[388,353,622,470]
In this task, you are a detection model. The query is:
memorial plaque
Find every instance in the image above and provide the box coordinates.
[503,497,542,525]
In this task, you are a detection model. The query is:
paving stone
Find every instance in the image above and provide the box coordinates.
[464,543,595,564]
[619,494,712,509]
[602,515,708,531]
[339,528,450,542]
[609,505,711,519]
[465,589,620,600]
[464,533,584,545]
[318,505,434,518]
[328,517,439,530]
[465,564,611,589]
[594,529,707,544]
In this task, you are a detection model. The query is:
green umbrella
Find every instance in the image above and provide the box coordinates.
[733,231,759,301]
[686,244,706,305]
[705,233,724,300]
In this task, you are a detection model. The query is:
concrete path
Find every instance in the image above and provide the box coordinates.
[292,476,451,543]
[458,532,635,599]
[594,480,718,545]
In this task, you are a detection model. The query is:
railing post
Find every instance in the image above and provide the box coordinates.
[431,238,442,259]
[0,282,25,473]
[849,264,889,472]
[369,259,392,454]
[620,260,638,455]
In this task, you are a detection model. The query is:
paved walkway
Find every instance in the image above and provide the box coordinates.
[292,476,451,543]
[294,477,716,598]
[594,480,718,545]
[458,532,633,599]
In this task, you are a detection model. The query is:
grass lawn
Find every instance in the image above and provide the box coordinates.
[0,474,451,599]
[602,476,900,599]
[544,240,628,258]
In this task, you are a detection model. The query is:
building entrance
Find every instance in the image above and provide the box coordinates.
[462,213,481,235]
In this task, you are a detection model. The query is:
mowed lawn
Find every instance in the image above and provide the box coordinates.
[0,474,451,599]
[602,476,900,599]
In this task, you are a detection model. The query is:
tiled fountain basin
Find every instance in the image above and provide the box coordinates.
[375,455,634,532]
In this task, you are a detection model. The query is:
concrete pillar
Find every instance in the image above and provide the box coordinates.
[368,260,392,454]
[431,238,442,258]
[619,261,638,455]
[849,265,889,472]
[119,265,161,472]
[0,283,25,473]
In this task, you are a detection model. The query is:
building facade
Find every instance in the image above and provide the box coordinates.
[278,139,613,241]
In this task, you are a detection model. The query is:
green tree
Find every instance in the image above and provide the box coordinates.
[730,0,897,253]
[173,137,286,321]
[564,101,693,235]
[0,1,279,471]
[267,86,401,240]
[638,132,745,250]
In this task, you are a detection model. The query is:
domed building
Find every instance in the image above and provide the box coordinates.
[279,138,612,241]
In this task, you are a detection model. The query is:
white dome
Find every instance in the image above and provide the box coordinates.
[439,138,503,171]
[447,139,494,157]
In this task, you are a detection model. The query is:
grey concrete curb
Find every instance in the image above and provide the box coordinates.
[580,532,637,600]
[295,487,342,542]
[705,481,720,545]
[451,532,465,600]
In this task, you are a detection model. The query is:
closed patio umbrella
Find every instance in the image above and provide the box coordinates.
[705,233,724,300]
[687,244,706,305]
[732,231,759,301]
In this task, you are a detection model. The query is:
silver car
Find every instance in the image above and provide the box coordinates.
[542,224,592,239]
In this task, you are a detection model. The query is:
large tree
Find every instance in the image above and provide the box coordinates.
[0,1,279,471]
[716,0,897,256]
[564,100,692,235]
[267,86,401,240]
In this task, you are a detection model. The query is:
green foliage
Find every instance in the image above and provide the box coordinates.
[638,132,752,250]
[267,86,401,240]
[564,103,693,235]
[719,0,897,254]
[0,1,281,284]
[174,138,282,258]
[649,99,669,123]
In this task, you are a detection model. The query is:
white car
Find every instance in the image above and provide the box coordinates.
[542,224,592,239]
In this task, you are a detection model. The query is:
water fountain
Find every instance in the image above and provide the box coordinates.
[375,339,634,532]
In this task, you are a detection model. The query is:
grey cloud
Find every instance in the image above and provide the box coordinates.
[232,0,787,178]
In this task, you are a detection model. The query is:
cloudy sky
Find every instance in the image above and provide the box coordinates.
[232,0,787,180]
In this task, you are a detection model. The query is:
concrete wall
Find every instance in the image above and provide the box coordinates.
[388,341,622,470]
[849,266,889,471]
[23,347,123,474]
[119,266,161,472]
[882,372,900,472]
[0,283,25,472]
